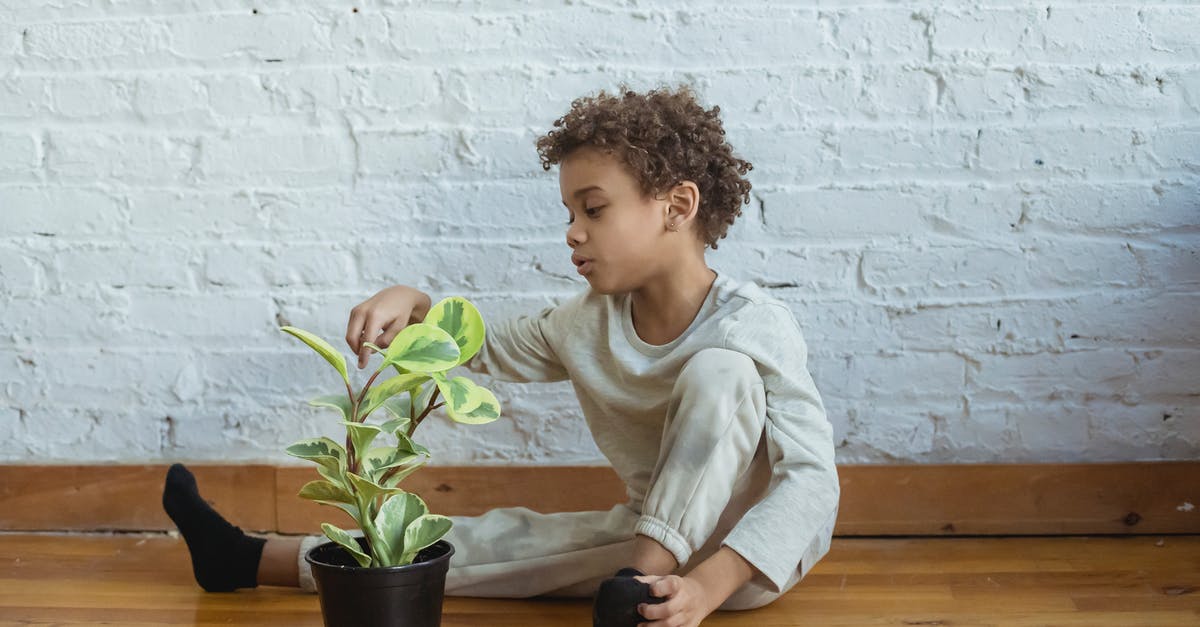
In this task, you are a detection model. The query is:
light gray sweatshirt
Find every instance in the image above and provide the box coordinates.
[462,272,840,592]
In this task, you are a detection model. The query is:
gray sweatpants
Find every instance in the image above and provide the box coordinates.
[297,348,802,611]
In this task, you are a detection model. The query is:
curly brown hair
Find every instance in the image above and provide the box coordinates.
[534,83,753,249]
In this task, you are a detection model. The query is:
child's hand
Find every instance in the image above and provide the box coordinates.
[633,574,715,627]
[345,285,432,369]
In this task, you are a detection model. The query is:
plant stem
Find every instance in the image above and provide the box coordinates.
[406,388,442,438]
[343,381,358,474]
[354,368,385,422]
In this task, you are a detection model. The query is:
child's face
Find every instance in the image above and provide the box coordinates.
[559,145,674,294]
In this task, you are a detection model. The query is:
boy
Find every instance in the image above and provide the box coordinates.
[164,84,840,627]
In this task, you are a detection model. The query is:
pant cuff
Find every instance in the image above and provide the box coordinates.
[297,535,324,593]
[633,514,692,569]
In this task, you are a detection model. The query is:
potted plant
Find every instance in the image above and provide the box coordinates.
[279,296,500,627]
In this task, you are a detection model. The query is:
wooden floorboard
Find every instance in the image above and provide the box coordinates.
[0,533,1197,625]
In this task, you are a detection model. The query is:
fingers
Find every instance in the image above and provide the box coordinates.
[650,576,681,598]
[356,314,388,369]
[637,597,683,622]
[378,314,411,350]
[345,307,366,356]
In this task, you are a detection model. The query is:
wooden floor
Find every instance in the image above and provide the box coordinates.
[0,533,1197,626]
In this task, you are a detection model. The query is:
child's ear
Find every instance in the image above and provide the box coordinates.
[666,181,701,224]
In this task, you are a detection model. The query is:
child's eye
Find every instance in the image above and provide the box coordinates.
[566,206,604,225]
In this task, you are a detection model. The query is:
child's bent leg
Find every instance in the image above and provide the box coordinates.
[257,536,303,587]
[634,348,768,576]
[297,504,641,598]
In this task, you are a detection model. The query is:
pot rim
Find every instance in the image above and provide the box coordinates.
[304,538,455,574]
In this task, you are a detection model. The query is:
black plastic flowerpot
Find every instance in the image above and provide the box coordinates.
[305,537,455,627]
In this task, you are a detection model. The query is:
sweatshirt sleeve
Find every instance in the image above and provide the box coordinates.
[718,302,841,593]
[459,293,583,383]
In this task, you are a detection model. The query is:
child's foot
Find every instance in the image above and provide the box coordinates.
[161,463,265,592]
[592,567,666,627]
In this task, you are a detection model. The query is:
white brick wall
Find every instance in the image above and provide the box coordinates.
[0,2,1196,465]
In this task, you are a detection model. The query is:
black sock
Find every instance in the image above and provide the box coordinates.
[162,463,265,592]
[593,566,667,627]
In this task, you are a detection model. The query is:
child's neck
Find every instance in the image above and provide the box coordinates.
[628,260,718,346]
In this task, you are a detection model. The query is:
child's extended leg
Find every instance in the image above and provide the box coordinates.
[161,463,271,592]
[295,503,641,597]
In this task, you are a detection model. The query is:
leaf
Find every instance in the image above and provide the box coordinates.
[423,297,486,366]
[346,471,403,507]
[341,421,383,459]
[379,416,411,438]
[383,323,461,373]
[315,462,348,491]
[308,394,354,422]
[298,479,356,504]
[285,438,346,476]
[321,523,371,568]
[373,491,429,565]
[379,459,427,489]
[298,480,359,522]
[434,374,502,425]
[400,514,453,564]
[363,446,420,483]
[381,395,412,421]
[359,373,429,420]
[281,326,350,386]
[432,372,482,416]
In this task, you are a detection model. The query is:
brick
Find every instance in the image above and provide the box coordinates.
[54,241,196,290]
[0,244,44,296]
[1,187,125,235]
[978,126,1151,178]
[861,237,1144,298]
[758,185,928,239]
[0,290,131,347]
[1021,179,1199,232]
[167,13,327,63]
[203,241,356,289]
[127,293,275,343]
[47,132,195,185]
[0,133,39,180]
[933,7,1039,59]
[199,131,349,185]
[0,76,49,119]
[23,19,171,65]
[1138,7,1200,62]
[50,76,133,119]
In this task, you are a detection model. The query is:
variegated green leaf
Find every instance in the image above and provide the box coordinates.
[308,394,354,422]
[379,416,411,438]
[434,374,502,425]
[383,323,460,373]
[363,446,419,482]
[347,471,403,507]
[400,514,453,564]
[374,491,429,565]
[281,326,349,385]
[285,437,346,475]
[423,297,486,366]
[341,421,383,459]
[432,372,482,416]
[379,457,427,489]
[299,479,355,504]
[298,480,359,522]
[315,462,348,491]
[321,522,371,568]
[359,373,429,420]
[381,394,412,421]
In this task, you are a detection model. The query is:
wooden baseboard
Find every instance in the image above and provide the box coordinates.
[1,463,1196,536]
